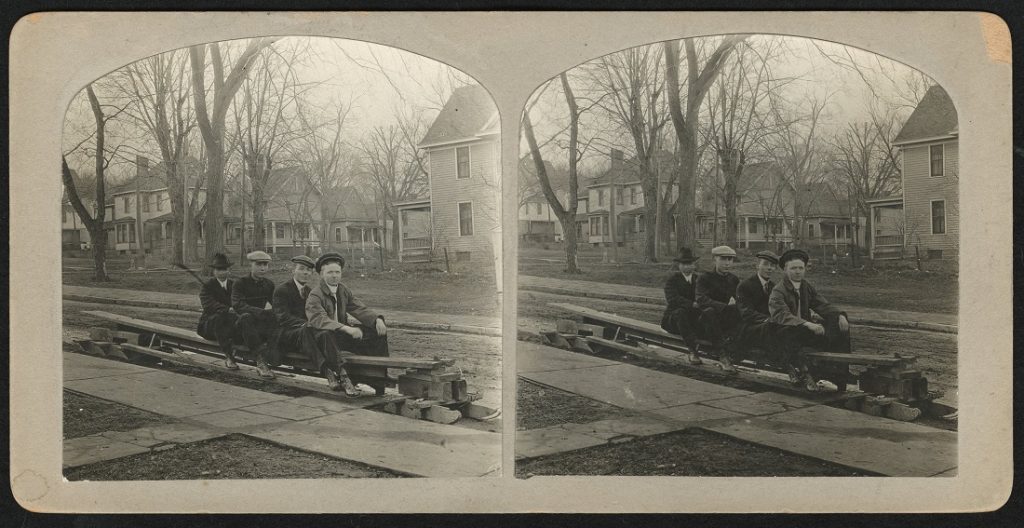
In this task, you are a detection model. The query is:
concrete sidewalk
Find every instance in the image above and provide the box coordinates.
[519,275,957,333]
[64,352,501,477]
[516,343,956,477]
[63,285,500,337]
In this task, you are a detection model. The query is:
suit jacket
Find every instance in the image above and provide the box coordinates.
[197,277,233,336]
[696,271,740,313]
[768,277,841,326]
[273,279,310,329]
[232,274,276,316]
[661,272,699,332]
[736,274,774,324]
[306,277,381,332]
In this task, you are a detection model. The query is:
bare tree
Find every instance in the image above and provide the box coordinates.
[522,73,594,273]
[61,85,130,281]
[664,35,747,250]
[585,45,670,261]
[189,38,274,271]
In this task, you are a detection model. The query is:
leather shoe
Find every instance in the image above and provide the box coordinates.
[255,358,275,379]
[325,369,343,391]
[718,355,738,374]
[337,368,360,397]
[687,352,703,365]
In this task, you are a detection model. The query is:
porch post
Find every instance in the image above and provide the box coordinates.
[743,216,749,248]
[270,221,276,253]
[398,210,405,263]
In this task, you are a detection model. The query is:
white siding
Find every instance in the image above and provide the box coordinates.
[427,139,499,260]
[902,140,959,257]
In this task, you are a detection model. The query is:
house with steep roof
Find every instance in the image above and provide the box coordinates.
[584,148,677,247]
[406,84,500,264]
[881,84,959,260]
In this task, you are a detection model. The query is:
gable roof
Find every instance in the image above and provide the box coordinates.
[418,84,498,148]
[893,85,958,145]
[590,149,676,186]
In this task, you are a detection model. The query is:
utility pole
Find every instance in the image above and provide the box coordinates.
[134,155,147,269]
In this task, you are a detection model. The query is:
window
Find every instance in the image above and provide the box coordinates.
[122,196,130,213]
[749,219,758,234]
[156,194,163,211]
[928,249,943,260]
[590,220,598,236]
[456,251,471,262]
[335,227,343,242]
[807,224,815,238]
[616,188,624,205]
[401,212,408,227]
[535,202,543,215]
[598,189,605,206]
[275,224,286,239]
[873,208,881,223]
[142,197,150,213]
[931,200,946,234]
[638,217,645,232]
[930,145,944,177]
[602,216,609,235]
[630,187,637,205]
[456,146,470,179]
[458,202,474,236]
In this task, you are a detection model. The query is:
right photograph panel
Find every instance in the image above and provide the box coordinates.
[515,34,958,478]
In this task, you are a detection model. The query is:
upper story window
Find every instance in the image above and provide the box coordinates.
[630,187,637,205]
[122,196,130,213]
[142,196,151,212]
[616,188,624,205]
[156,193,164,211]
[598,189,605,206]
[456,146,470,179]
[930,144,944,177]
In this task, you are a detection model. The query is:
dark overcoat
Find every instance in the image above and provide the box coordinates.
[197,277,234,339]
[232,274,276,316]
[660,272,698,331]
[735,274,774,324]
[273,280,309,329]
[696,271,741,314]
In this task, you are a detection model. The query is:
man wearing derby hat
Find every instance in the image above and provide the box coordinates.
[695,245,743,373]
[197,253,241,369]
[231,250,280,378]
[305,252,390,395]
[660,247,706,365]
[734,250,786,368]
[769,248,851,391]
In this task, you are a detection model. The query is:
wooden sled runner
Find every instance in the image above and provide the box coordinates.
[546,303,947,422]
[76,310,500,424]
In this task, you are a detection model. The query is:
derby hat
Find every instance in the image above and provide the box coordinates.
[778,248,810,268]
[672,247,700,264]
[315,252,346,273]
[711,245,737,258]
[210,252,233,269]
[754,250,779,265]
[290,255,316,269]
[246,250,272,263]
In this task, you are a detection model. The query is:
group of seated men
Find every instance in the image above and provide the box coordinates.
[660,245,851,391]
[195,250,388,396]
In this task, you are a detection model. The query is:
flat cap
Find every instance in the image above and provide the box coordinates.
[754,250,779,265]
[290,255,316,268]
[778,248,810,268]
[315,252,346,273]
[246,250,272,263]
[710,245,737,258]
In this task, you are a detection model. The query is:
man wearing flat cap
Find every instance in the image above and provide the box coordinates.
[660,247,706,365]
[305,252,390,395]
[197,253,240,369]
[734,250,787,370]
[695,245,743,373]
[769,248,852,391]
[231,250,280,378]
[272,254,337,384]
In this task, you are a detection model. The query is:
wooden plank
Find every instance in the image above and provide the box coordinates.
[549,303,676,339]
[83,310,451,370]
[805,352,914,366]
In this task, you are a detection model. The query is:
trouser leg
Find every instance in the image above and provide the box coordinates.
[667,308,701,352]
[235,312,280,365]
[822,313,852,353]
[210,312,239,356]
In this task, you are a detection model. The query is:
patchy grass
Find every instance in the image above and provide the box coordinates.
[517,380,635,430]
[519,245,957,314]
[65,434,403,480]
[516,428,874,477]
[64,390,170,439]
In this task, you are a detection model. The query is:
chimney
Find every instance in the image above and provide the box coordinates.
[609,148,625,177]
[136,155,150,180]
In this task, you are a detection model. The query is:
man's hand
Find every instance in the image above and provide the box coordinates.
[838,315,850,332]
[343,325,364,340]
[346,313,360,326]
[375,318,387,336]
[728,297,737,306]
[692,301,700,309]
[804,321,826,336]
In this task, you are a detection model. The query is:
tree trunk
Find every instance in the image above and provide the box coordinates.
[88,225,108,282]
[676,117,699,250]
[642,180,658,262]
[170,192,185,266]
[390,209,400,257]
[559,214,581,273]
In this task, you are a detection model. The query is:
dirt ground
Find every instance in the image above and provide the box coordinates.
[519,245,958,314]
[63,262,499,318]
[64,390,170,439]
[517,380,636,430]
[516,428,873,477]
[65,434,402,481]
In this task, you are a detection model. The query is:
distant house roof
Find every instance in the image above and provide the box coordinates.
[419,84,498,148]
[590,149,676,187]
[893,85,958,145]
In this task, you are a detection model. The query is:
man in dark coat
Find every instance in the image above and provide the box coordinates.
[272,254,337,382]
[735,250,787,373]
[696,245,742,373]
[232,250,279,378]
[660,247,705,365]
[769,248,851,391]
[306,252,389,395]
[196,253,240,369]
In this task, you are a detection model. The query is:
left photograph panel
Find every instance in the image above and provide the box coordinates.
[60,36,502,480]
